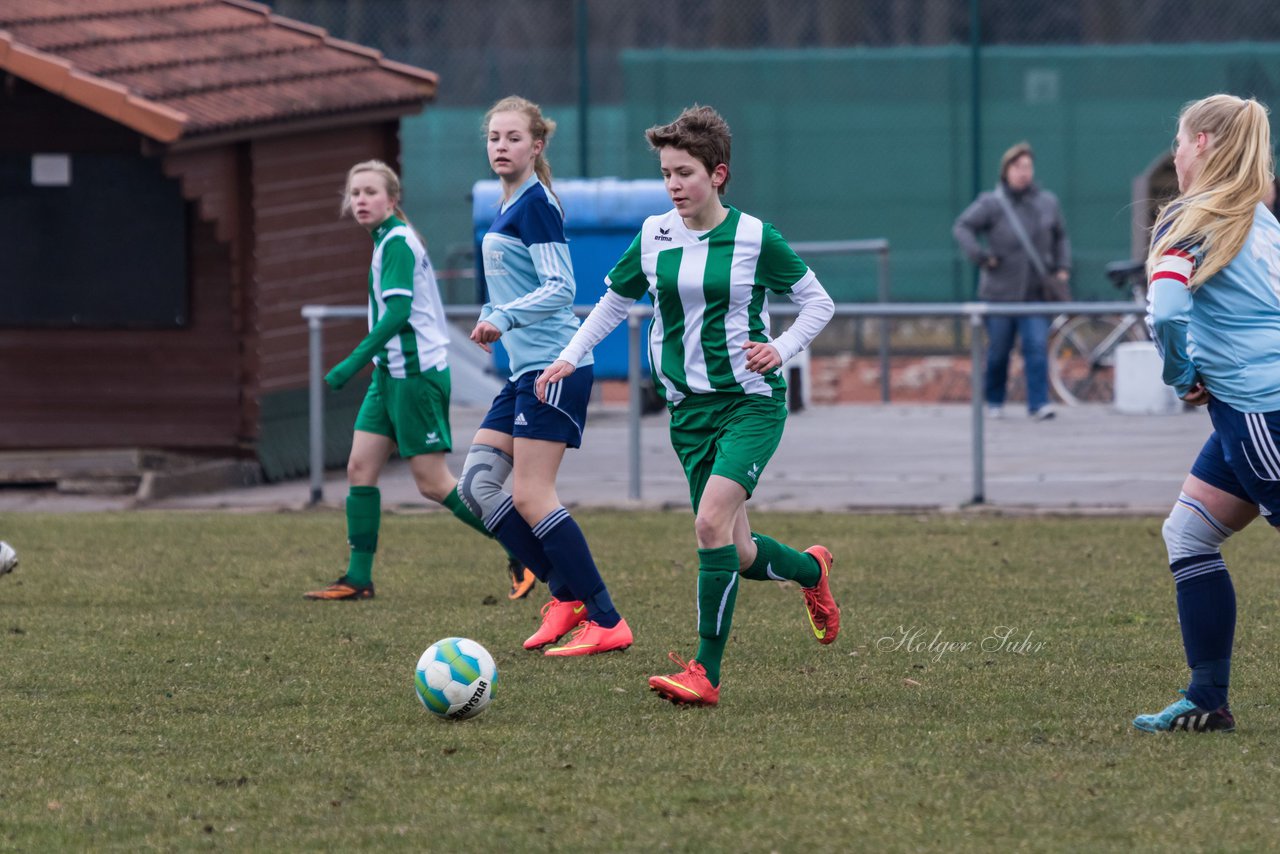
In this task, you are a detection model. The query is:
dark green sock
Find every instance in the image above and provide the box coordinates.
[441,486,517,562]
[344,486,380,587]
[442,486,490,537]
[741,532,820,588]
[694,544,740,687]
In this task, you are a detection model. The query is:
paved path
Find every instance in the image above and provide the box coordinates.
[0,403,1209,515]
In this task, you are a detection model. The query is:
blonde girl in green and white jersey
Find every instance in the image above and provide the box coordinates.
[304,160,523,601]
[538,106,840,706]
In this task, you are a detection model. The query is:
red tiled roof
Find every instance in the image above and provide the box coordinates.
[0,0,437,143]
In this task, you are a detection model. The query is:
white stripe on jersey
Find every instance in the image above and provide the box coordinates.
[677,241,712,391]
[371,225,449,377]
[725,214,770,395]
[639,229,676,402]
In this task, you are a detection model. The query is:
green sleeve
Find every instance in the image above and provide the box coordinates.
[756,224,811,294]
[324,297,411,390]
[605,233,649,300]
[378,237,416,298]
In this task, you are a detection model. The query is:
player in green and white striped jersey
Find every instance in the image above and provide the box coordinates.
[538,106,840,705]
[304,160,525,602]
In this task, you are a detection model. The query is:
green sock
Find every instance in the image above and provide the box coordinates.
[442,486,490,537]
[344,486,380,587]
[441,486,518,562]
[694,545,740,687]
[741,532,820,588]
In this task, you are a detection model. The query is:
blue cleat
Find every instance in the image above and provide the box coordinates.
[1133,690,1235,733]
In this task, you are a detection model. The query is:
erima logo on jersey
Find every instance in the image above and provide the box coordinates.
[654,227,673,242]
[747,463,760,481]
[514,412,528,426]
[426,431,439,444]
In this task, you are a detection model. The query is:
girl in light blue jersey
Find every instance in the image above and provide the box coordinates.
[1135,94,1280,733]
[458,97,631,657]
[303,161,515,601]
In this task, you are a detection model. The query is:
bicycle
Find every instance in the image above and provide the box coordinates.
[1048,259,1148,405]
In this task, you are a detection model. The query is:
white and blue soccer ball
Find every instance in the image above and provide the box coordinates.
[0,541,17,576]
[414,637,497,720]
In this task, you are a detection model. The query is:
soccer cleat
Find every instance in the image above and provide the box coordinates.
[544,617,634,657]
[507,557,537,601]
[1133,690,1236,733]
[522,597,587,650]
[802,545,840,645]
[303,576,375,601]
[648,652,720,706]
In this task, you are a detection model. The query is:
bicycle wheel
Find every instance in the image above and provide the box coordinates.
[1049,315,1146,405]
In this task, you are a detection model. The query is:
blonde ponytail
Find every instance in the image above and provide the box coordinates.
[1148,95,1273,288]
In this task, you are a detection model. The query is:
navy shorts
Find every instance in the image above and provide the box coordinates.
[478,364,593,449]
[1189,398,1280,526]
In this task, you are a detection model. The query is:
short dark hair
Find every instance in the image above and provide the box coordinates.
[645,105,732,194]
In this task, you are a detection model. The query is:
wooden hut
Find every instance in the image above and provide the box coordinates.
[0,0,437,485]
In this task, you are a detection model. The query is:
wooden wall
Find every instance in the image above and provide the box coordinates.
[0,83,242,451]
[0,78,406,458]
[248,123,400,398]
[0,215,241,449]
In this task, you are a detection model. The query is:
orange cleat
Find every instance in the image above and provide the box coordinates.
[802,545,839,644]
[544,618,633,657]
[507,558,537,601]
[648,652,720,706]
[523,597,587,650]
[303,576,374,601]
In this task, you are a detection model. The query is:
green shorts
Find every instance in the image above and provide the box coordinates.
[668,393,787,510]
[354,366,453,458]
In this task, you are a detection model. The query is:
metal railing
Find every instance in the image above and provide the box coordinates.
[789,239,892,402]
[303,300,1144,506]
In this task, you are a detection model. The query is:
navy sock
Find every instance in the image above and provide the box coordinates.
[533,507,620,628]
[486,496,572,601]
[1172,553,1235,711]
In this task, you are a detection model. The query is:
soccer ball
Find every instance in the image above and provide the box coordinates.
[414,637,497,720]
[0,541,17,576]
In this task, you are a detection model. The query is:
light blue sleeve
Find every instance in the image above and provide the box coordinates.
[485,241,576,333]
[1147,278,1198,396]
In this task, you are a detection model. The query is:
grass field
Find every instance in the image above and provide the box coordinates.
[3,510,1279,852]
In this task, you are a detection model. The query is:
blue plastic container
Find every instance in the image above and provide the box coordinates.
[472,179,670,379]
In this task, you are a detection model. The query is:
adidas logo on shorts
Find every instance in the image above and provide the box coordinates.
[514,412,528,426]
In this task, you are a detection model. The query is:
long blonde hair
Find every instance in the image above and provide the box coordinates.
[484,96,560,207]
[1148,94,1273,288]
[341,159,424,244]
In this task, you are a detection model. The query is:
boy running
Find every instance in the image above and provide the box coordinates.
[538,106,839,705]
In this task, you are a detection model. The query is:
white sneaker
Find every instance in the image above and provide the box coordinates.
[987,406,1005,419]
[1031,405,1057,421]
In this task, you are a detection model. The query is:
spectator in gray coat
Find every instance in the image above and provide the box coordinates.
[953,141,1071,420]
